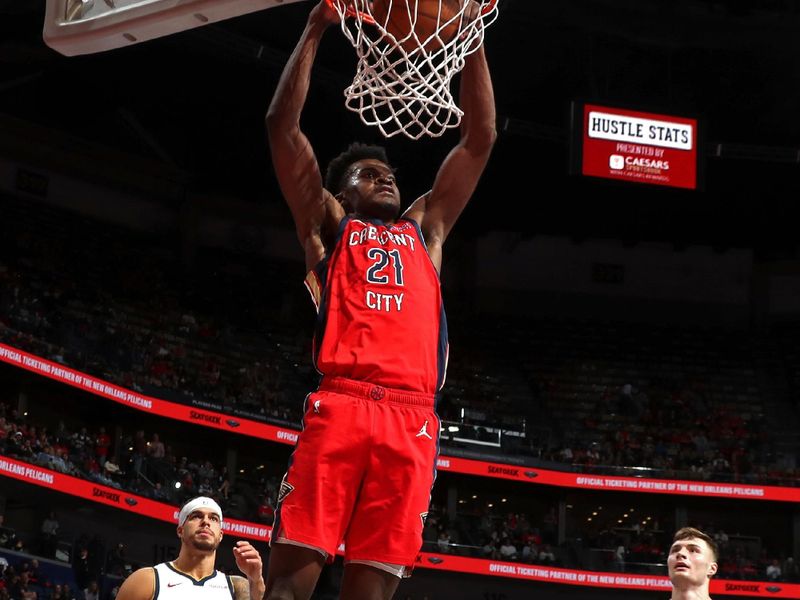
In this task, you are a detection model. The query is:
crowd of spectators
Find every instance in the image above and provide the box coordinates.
[418,501,798,583]
[0,399,280,526]
[1,197,799,486]
[3,390,795,584]
[0,507,161,600]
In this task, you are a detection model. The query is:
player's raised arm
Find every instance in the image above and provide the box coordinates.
[232,541,265,600]
[266,1,341,267]
[115,568,155,600]
[404,41,496,271]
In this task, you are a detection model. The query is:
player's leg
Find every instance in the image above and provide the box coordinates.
[339,563,401,600]
[343,400,440,597]
[268,389,370,598]
[265,544,325,600]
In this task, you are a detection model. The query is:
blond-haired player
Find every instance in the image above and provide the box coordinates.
[667,527,719,600]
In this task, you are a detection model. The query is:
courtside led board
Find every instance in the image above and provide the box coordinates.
[572,102,699,190]
[3,343,798,502]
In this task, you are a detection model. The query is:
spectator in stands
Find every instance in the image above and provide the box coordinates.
[12,537,27,553]
[499,538,517,561]
[106,543,127,577]
[52,449,72,475]
[151,483,169,501]
[146,434,165,460]
[83,581,99,600]
[521,540,538,563]
[197,478,214,497]
[614,542,626,571]
[784,557,799,582]
[70,427,92,462]
[539,544,556,565]
[10,571,37,600]
[667,527,718,600]
[713,529,729,550]
[217,466,230,500]
[131,431,146,478]
[29,559,41,583]
[437,530,452,554]
[73,547,91,591]
[40,511,59,557]
[94,461,121,489]
[0,515,16,550]
[766,558,782,581]
[481,537,497,559]
[256,497,274,524]
[95,427,110,467]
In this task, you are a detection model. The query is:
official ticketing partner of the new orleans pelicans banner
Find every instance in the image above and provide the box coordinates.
[117,497,265,600]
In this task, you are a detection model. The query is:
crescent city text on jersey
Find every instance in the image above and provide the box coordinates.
[348,224,417,251]
[348,222,417,313]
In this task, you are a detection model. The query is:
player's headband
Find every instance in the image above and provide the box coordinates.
[178,497,223,526]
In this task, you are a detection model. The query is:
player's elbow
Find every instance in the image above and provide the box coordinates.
[265,107,294,139]
[463,124,497,158]
[265,110,282,138]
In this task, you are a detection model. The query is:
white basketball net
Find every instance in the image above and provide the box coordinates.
[328,0,498,139]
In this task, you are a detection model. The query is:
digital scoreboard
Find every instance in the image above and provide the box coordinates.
[572,102,700,190]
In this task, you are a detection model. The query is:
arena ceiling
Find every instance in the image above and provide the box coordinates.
[1,1,799,249]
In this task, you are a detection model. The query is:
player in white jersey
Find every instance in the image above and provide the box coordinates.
[117,497,265,600]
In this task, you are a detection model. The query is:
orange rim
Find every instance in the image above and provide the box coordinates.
[325,0,497,24]
[325,0,376,24]
[480,0,499,16]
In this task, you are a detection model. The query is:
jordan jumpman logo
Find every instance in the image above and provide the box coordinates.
[416,420,433,439]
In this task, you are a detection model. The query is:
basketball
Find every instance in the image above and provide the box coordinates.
[372,0,464,52]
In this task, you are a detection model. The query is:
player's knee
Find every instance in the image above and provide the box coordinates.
[264,588,296,600]
[265,580,306,600]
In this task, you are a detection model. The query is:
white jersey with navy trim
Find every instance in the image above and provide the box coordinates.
[153,562,234,600]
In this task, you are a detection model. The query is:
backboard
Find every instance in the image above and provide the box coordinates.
[43,0,307,57]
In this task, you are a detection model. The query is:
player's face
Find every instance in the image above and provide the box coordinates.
[667,537,717,588]
[340,159,401,221]
[178,508,223,552]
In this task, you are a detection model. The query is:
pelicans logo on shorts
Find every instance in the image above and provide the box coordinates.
[278,477,295,504]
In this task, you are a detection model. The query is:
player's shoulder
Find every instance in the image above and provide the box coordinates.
[116,567,156,600]
[401,192,429,228]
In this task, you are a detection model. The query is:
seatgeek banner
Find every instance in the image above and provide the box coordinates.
[434,456,800,503]
[0,344,299,446]
[0,455,270,540]
[2,343,799,503]
[415,553,800,598]
[0,456,797,599]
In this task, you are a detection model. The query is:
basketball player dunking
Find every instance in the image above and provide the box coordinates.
[116,497,265,600]
[264,1,495,599]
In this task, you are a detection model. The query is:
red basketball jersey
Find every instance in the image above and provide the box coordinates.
[304,216,448,395]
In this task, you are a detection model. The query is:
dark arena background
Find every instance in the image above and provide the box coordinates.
[1,1,800,599]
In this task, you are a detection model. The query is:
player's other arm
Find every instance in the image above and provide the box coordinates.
[266,1,342,270]
[232,541,265,600]
[403,44,496,272]
[115,568,155,600]
[231,576,265,600]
